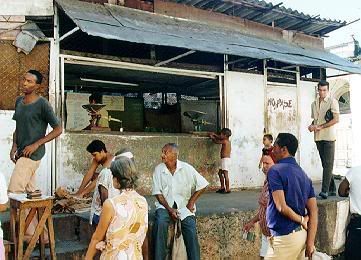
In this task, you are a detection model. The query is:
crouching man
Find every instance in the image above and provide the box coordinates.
[152,143,209,260]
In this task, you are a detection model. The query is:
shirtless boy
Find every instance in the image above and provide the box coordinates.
[209,128,232,193]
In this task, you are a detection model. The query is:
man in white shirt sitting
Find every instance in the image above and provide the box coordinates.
[152,143,209,260]
[338,166,361,259]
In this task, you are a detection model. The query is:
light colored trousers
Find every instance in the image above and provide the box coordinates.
[8,157,40,193]
[265,229,307,260]
[7,157,48,243]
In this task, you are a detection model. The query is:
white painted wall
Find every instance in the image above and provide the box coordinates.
[327,73,361,168]
[0,110,52,195]
[56,134,88,192]
[0,0,53,16]
[225,72,323,188]
[225,71,265,188]
[298,81,322,181]
[266,83,298,138]
[349,74,361,166]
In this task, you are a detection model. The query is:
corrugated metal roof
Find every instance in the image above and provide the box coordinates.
[169,0,346,36]
[56,0,361,74]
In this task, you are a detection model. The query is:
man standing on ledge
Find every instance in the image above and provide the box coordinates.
[8,70,62,193]
[308,80,339,199]
[265,133,318,259]
[152,143,209,260]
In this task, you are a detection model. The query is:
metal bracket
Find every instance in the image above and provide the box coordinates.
[155,50,196,67]
[59,26,80,42]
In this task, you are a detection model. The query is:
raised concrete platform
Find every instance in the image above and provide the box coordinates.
[0,183,348,259]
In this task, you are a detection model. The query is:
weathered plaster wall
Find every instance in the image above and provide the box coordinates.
[57,132,220,195]
[225,72,266,188]
[225,72,323,188]
[298,80,323,180]
[0,0,53,16]
[0,110,52,194]
[327,74,361,168]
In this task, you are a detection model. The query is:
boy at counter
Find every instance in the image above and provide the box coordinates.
[75,140,113,198]
[209,128,232,193]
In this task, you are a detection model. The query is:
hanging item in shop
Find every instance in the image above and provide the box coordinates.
[183,110,213,132]
[82,103,123,131]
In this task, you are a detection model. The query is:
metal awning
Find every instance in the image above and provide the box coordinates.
[56,0,361,74]
[166,0,347,36]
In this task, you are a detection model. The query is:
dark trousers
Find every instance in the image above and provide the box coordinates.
[152,208,200,260]
[316,141,336,194]
[345,216,361,259]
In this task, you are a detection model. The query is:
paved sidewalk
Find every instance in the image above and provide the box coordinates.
[145,181,344,217]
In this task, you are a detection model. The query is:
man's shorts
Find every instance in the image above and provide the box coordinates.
[219,158,231,171]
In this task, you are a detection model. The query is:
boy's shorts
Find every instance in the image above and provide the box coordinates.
[219,158,231,171]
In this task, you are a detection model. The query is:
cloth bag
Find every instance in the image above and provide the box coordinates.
[306,250,331,260]
[172,219,187,260]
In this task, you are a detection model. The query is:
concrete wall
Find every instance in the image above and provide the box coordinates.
[225,72,266,188]
[0,0,53,16]
[224,72,323,188]
[298,80,323,180]
[57,132,220,195]
[349,74,361,166]
[0,110,52,194]
[327,73,361,167]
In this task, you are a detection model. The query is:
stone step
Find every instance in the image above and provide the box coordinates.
[31,240,88,260]
[52,214,81,242]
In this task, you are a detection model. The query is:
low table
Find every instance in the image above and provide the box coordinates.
[9,194,56,260]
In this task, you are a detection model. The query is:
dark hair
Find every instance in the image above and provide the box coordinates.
[274,133,298,156]
[220,128,232,137]
[317,80,329,90]
[27,70,43,84]
[263,134,273,142]
[89,93,103,104]
[110,157,138,189]
[86,140,107,153]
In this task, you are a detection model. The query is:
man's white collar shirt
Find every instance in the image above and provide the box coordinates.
[152,160,209,220]
[346,166,361,215]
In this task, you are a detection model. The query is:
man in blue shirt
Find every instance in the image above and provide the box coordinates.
[265,133,318,260]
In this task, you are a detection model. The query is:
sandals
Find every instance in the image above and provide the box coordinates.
[216,188,231,194]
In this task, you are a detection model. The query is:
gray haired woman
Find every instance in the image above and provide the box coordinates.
[85,157,148,260]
